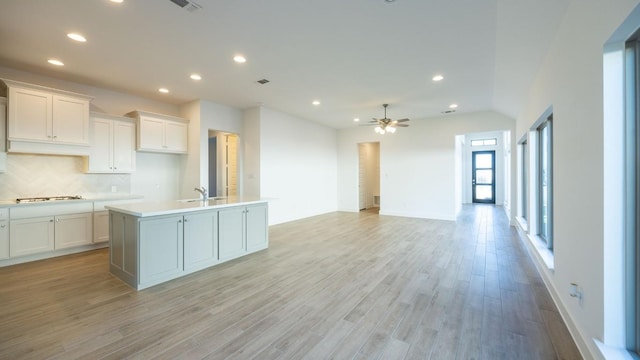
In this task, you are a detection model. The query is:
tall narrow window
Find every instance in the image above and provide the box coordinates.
[625,32,640,355]
[537,115,553,249]
[520,138,528,221]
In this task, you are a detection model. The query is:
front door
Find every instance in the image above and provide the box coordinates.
[472,151,495,204]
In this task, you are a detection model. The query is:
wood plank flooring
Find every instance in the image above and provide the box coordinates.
[0,205,582,359]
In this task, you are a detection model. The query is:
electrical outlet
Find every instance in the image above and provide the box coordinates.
[111,185,117,193]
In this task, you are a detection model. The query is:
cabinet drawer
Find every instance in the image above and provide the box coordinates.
[11,202,93,219]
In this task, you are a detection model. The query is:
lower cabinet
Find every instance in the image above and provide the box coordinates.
[184,211,218,272]
[93,211,110,243]
[9,212,93,256]
[139,215,184,287]
[54,213,93,249]
[109,202,268,290]
[0,220,10,260]
[219,203,268,260]
[10,217,54,257]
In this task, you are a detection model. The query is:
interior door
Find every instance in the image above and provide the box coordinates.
[472,150,495,204]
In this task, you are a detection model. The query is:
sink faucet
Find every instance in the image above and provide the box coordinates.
[194,186,207,201]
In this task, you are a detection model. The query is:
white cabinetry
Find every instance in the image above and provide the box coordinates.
[3,80,92,155]
[93,211,110,244]
[126,110,188,154]
[9,203,93,257]
[10,217,54,257]
[219,203,268,260]
[0,209,10,260]
[0,97,7,173]
[86,113,136,173]
[54,213,93,249]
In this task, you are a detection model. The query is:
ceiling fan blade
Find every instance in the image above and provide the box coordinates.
[396,124,409,127]
[395,118,410,122]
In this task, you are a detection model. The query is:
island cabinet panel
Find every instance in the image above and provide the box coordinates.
[184,211,218,272]
[218,207,246,261]
[109,213,138,288]
[139,215,184,288]
[246,204,268,253]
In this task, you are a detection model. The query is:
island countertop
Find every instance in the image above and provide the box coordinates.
[105,196,267,217]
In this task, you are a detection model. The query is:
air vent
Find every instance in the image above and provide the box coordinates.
[169,0,202,12]
[257,79,270,85]
[441,110,456,114]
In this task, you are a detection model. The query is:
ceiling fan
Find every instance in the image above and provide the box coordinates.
[363,104,410,134]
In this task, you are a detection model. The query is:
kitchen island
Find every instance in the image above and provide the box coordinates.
[106,197,268,290]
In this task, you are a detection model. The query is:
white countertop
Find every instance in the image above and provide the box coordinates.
[0,194,144,208]
[106,196,267,217]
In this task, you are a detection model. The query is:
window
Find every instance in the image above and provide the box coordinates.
[537,114,553,250]
[519,137,528,221]
[625,32,640,355]
[470,138,497,147]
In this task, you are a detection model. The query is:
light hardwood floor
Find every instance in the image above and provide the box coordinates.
[0,205,582,359]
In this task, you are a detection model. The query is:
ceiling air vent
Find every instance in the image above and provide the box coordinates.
[441,110,456,114]
[169,0,202,12]
[257,79,270,85]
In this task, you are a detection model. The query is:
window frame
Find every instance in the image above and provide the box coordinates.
[625,33,640,354]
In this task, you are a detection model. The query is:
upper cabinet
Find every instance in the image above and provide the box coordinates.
[2,79,93,156]
[86,113,136,173]
[126,111,188,154]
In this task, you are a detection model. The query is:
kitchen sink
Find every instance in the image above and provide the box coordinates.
[179,197,227,203]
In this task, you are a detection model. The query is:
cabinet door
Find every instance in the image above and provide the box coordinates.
[184,211,217,271]
[218,207,246,261]
[8,86,51,142]
[52,95,89,145]
[246,204,268,253]
[139,215,184,286]
[138,116,165,151]
[93,211,110,243]
[164,121,188,153]
[10,217,54,257]
[0,221,8,260]
[112,120,136,172]
[88,118,113,172]
[55,213,93,249]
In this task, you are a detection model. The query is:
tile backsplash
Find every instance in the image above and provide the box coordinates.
[0,154,131,200]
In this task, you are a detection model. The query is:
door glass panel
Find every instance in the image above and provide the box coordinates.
[475,185,493,200]
[475,170,493,184]
[475,154,493,168]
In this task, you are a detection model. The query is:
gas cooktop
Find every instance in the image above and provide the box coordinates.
[16,195,83,203]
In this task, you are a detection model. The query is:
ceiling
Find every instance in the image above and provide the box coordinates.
[0,0,571,129]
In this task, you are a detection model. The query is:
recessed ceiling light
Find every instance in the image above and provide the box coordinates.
[67,33,86,42]
[354,118,360,122]
[312,100,320,106]
[47,59,64,66]
[110,0,123,3]
[432,74,444,82]
[233,55,246,63]
[449,103,458,109]
[158,88,169,93]
[190,74,202,81]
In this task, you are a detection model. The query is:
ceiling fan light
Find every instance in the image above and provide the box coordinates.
[388,126,396,133]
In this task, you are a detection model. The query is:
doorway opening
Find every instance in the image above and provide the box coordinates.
[208,131,238,198]
[358,142,380,211]
[472,150,496,203]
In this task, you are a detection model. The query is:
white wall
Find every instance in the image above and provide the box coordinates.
[179,100,244,199]
[514,1,640,358]
[338,111,514,221]
[259,107,338,225]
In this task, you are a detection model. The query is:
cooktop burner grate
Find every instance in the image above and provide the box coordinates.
[16,195,83,203]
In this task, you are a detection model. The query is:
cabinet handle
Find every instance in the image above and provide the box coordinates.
[0,224,5,228]
[178,220,182,223]
[184,218,188,222]
[50,219,54,223]
[56,218,59,223]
